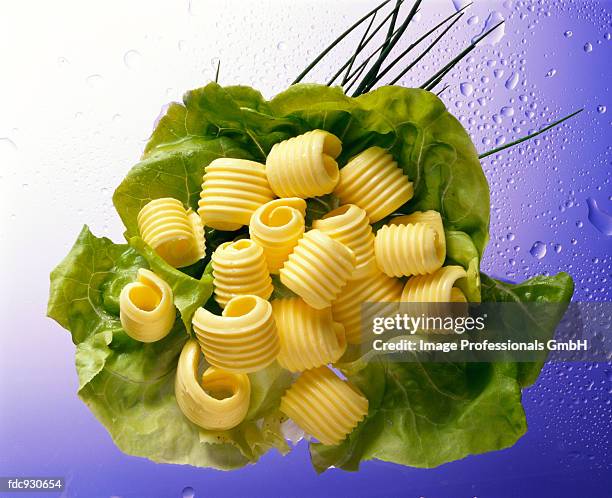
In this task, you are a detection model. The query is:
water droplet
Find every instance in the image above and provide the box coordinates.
[597,105,606,114]
[493,68,504,78]
[86,74,103,88]
[276,41,287,50]
[583,42,593,53]
[0,137,18,151]
[123,50,142,69]
[467,15,479,25]
[460,82,474,97]
[605,33,611,41]
[452,0,470,11]
[182,487,195,498]
[501,106,515,117]
[554,243,563,254]
[545,68,557,77]
[473,12,505,45]
[529,241,547,259]
[586,197,612,235]
[57,56,69,66]
[564,30,573,38]
[505,71,520,90]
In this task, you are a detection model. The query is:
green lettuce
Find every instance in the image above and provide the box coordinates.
[310,272,573,472]
[48,226,292,469]
[48,82,574,471]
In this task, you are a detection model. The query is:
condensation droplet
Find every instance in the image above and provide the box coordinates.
[467,15,479,25]
[597,105,607,114]
[86,74,103,88]
[564,30,573,38]
[474,11,505,45]
[277,41,287,50]
[505,71,520,90]
[182,487,195,498]
[529,241,547,259]
[460,82,474,97]
[123,50,142,69]
[586,197,612,235]
[545,68,557,77]
[583,42,593,53]
[501,106,515,117]
[452,0,470,11]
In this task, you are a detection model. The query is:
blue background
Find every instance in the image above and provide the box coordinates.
[1,1,610,497]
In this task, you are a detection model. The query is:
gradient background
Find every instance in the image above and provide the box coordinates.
[1,1,611,497]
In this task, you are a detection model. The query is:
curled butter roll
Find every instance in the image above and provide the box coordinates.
[198,158,275,231]
[175,339,250,431]
[279,229,356,310]
[280,366,368,446]
[249,198,307,274]
[273,298,346,372]
[389,210,446,256]
[334,146,413,223]
[401,265,468,302]
[211,239,274,308]
[119,268,175,342]
[192,295,279,373]
[332,270,403,344]
[265,130,342,198]
[401,266,469,333]
[375,223,445,277]
[137,198,206,268]
[313,204,376,280]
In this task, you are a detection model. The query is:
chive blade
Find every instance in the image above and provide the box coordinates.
[479,109,583,159]
[436,84,450,96]
[214,60,221,83]
[370,2,472,89]
[327,1,405,87]
[354,0,424,95]
[341,11,378,85]
[292,0,392,84]
[418,20,504,90]
[384,12,465,87]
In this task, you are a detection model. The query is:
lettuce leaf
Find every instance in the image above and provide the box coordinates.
[48,227,292,469]
[310,272,574,472]
[480,272,574,387]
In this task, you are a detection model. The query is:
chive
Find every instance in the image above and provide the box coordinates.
[341,11,378,85]
[214,60,221,83]
[292,0,392,84]
[381,0,402,57]
[385,12,465,87]
[369,3,472,89]
[345,54,374,93]
[353,0,424,96]
[419,20,505,90]
[423,59,457,91]
[436,84,450,96]
[327,1,405,87]
[479,109,583,159]
[342,24,403,89]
